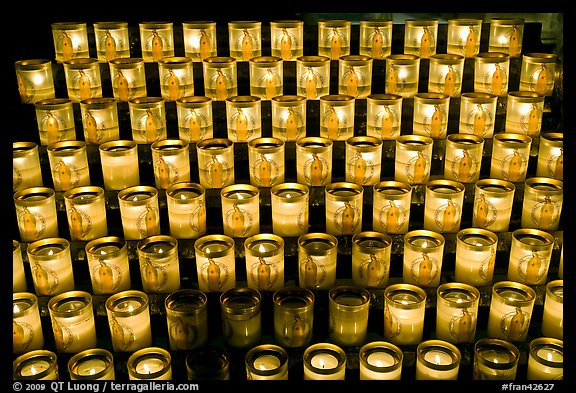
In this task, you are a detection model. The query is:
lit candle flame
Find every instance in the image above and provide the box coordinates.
[258,244,267,253]
[13,304,20,313]
[48,249,54,256]
[236,193,244,200]
[434,354,441,365]
[157,248,164,254]
[89,368,96,375]
[143,364,151,374]
[30,366,38,375]
[100,250,108,255]
[128,304,134,312]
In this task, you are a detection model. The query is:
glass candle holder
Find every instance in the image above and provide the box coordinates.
[186,346,230,380]
[474,53,511,97]
[245,344,289,380]
[345,136,382,186]
[194,234,236,293]
[166,182,207,240]
[165,289,209,351]
[383,283,427,345]
[303,342,346,380]
[352,231,392,289]
[537,133,563,180]
[273,286,315,348]
[27,238,74,296]
[13,240,27,292]
[109,58,147,102]
[271,95,306,141]
[176,96,214,142]
[63,186,107,241]
[473,179,516,232]
[527,338,563,380]
[296,55,331,99]
[366,94,403,140]
[413,93,450,140]
[429,54,465,97]
[520,53,558,96]
[139,21,174,62]
[158,56,194,101]
[202,56,238,101]
[117,185,160,240]
[47,140,90,192]
[249,56,283,100]
[52,22,89,63]
[325,182,364,237]
[328,285,371,347]
[447,18,483,58]
[436,282,480,344]
[404,19,438,59]
[473,338,520,380]
[151,139,191,190]
[270,20,304,61]
[359,341,403,380]
[359,19,393,60]
[128,97,167,144]
[15,59,55,104]
[93,21,130,62]
[318,20,351,60]
[80,97,120,145]
[490,133,532,183]
[221,184,260,238]
[182,21,217,61]
[541,279,563,340]
[298,232,338,290]
[127,347,172,380]
[415,339,461,380]
[137,235,181,294]
[244,233,285,292]
[13,141,43,193]
[296,137,333,187]
[196,138,235,189]
[68,348,115,380]
[13,350,59,380]
[395,134,434,185]
[63,58,102,103]
[320,94,355,141]
[403,229,445,288]
[521,177,563,231]
[270,182,309,237]
[14,187,58,242]
[248,137,285,188]
[226,95,262,142]
[228,21,262,61]
[506,91,545,142]
[424,179,466,234]
[220,287,262,349]
[558,245,563,279]
[105,290,152,352]
[455,228,499,286]
[487,281,536,342]
[338,55,373,99]
[508,228,555,286]
[85,236,131,295]
[99,140,140,191]
[373,181,412,235]
[459,92,498,138]
[48,290,97,353]
[13,292,44,354]
[489,18,524,58]
[35,98,76,146]
[444,133,484,183]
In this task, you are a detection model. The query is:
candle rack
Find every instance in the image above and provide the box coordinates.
[11,18,563,382]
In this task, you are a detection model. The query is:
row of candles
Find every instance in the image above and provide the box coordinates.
[44,18,533,65]
[13,278,563,380]
[15,47,558,106]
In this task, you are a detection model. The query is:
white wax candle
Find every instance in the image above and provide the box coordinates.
[527,345,563,380]
[473,182,515,232]
[70,353,115,380]
[221,292,261,348]
[359,345,403,380]
[167,186,206,239]
[133,357,172,380]
[473,339,519,380]
[487,284,535,342]
[15,352,59,380]
[329,289,370,347]
[395,139,432,185]
[221,187,260,238]
[14,189,59,242]
[86,241,131,295]
[245,237,284,292]
[49,293,97,353]
[106,293,152,352]
[13,295,44,354]
[118,188,160,240]
[271,186,309,237]
[455,231,498,286]
[416,348,459,380]
[64,188,108,241]
[507,231,554,286]
[151,141,191,189]
[403,234,444,288]
[99,142,140,191]
[384,285,427,345]
[541,281,563,339]
[138,238,181,293]
[195,236,236,292]
[298,239,337,290]
[305,353,345,380]
[436,285,479,344]
[325,187,363,236]
[28,241,75,296]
